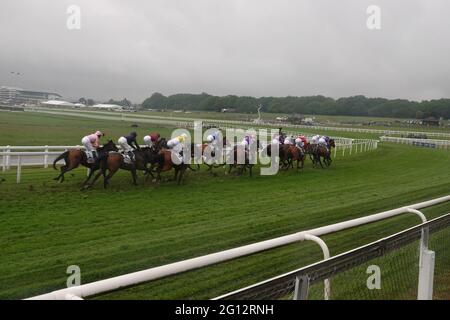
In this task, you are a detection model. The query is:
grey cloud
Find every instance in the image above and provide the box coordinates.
[1,0,449,102]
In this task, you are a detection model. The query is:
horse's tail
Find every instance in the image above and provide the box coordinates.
[53,151,69,170]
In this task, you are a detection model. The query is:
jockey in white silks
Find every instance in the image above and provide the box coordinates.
[311,135,320,145]
[284,136,294,145]
[206,131,221,148]
[118,132,140,162]
[272,134,281,145]
[81,131,103,163]
[167,133,188,163]
[318,136,330,153]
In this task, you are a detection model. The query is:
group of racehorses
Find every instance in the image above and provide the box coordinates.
[52,135,335,189]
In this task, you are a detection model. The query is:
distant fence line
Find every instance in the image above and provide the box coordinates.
[380,136,450,150]
[26,107,450,139]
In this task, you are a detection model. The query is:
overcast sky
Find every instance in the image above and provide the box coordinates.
[1,0,450,102]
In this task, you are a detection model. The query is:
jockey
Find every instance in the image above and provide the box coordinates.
[299,135,308,145]
[143,132,161,148]
[311,135,320,145]
[318,136,329,151]
[272,133,281,145]
[284,136,294,145]
[118,132,140,160]
[295,137,304,149]
[206,131,221,154]
[81,131,104,163]
[241,135,256,149]
[206,131,221,145]
[167,133,188,163]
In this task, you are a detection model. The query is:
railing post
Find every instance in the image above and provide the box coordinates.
[2,149,5,172]
[17,155,22,184]
[6,145,10,170]
[417,249,435,300]
[293,275,310,300]
[44,145,49,168]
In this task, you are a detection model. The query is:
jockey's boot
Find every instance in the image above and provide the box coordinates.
[86,151,95,164]
[128,151,135,162]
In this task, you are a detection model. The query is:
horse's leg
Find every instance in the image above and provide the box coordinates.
[81,166,96,186]
[174,167,179,182]
[177,167,186,185]
[318,156,324,169]
[104,166,118,189]
[249,165,253,177]
[131,167,138,185]
[85,169,103,189]
[54,164,68,182]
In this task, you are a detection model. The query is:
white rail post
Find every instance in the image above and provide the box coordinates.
[304,234,331,300]
[417,249,435,300]
[2,149,5,172]
[17,156,22,184]
[44,145,49,168]
[293,275,310,300]
[6,145,10,170]
[334,145,337,158]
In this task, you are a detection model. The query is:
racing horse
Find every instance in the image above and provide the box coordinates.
[88,147,160,189]
[284,145,306,170]
[226,144,255,177]
[52,140,118,185]
[153,148,197,185]
[315,139,336,168]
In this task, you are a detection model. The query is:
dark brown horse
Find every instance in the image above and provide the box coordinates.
[52,140,118,185]
[263,143,291,169]
[315,139,336,168]
[89,147,160,189]
[226,145,255,177]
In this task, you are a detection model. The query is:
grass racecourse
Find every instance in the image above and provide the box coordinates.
[0,111,450,299]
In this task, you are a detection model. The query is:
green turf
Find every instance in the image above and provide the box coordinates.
[0,111,449,300]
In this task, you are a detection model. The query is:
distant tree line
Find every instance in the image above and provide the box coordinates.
[141,93,450,119]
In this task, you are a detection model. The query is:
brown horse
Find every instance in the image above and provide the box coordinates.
[284,145,305,170]
[52,140,118,185]
[154,149,196,185]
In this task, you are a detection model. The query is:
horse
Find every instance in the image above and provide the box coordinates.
[88,147,160,189]
[304,143,320,167]
[226,144,254,177]
[263,143,291,169]
[284,145,305,170]
[153,148,196,185]
[315,139,336,168]
[52,140,118,185]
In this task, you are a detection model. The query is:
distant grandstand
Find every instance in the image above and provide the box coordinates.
[0,86,61,106]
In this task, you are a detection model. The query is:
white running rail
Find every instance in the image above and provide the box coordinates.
[380,136,450,150]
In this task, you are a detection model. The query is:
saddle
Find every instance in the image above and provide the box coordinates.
[122,151,135,164]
